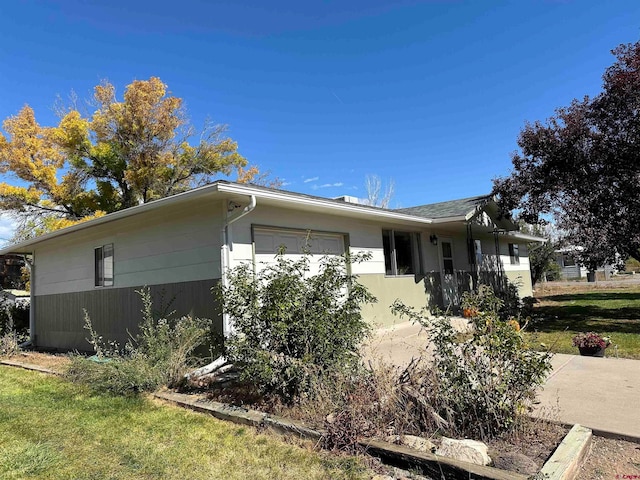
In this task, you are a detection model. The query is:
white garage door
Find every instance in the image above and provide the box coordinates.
[253,227,346,275]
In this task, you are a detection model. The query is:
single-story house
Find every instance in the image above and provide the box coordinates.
[0,181,543,351]
[555,247,616,281]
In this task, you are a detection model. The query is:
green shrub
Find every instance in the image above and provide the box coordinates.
[392,285,552,439]
[66,287,212,395]
[221,252,375,402]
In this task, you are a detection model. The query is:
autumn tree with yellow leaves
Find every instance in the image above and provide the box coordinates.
[0,77,265,240]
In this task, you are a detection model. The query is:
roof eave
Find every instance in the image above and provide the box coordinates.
[0,182,435,255]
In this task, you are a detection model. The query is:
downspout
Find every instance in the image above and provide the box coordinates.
[21,254,34,348]
[220,195,257,336]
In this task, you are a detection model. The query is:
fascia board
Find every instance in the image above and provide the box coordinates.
[217,183,433,225]
[0,182,435,255]
[0,182,224,255]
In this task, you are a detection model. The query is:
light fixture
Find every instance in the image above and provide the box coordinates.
[429,234,438,246]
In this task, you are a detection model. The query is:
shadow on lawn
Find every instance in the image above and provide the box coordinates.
[533,291,640,334]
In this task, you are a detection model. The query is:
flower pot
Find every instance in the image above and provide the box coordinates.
[578,346,605,357]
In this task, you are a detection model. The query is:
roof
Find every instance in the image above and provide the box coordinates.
[0,182,544,254]
[395,195,492,220]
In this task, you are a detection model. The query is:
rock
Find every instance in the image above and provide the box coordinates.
[492,452,539,475]
[399,435,436,453]
[436,437,492,466]
[450,316,473,333]
[325,413,336,424]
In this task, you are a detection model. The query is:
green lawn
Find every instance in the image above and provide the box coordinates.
[0,366,369,480]
[524,285,640,359]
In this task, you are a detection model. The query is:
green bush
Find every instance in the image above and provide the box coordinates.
[392,285,552,439]
[66,287,212,395]
[221,252,375,402]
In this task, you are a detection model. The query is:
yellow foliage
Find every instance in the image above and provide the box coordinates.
[0,76,254,240]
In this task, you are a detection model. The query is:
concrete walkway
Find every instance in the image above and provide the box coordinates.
[363,321,640,439]
[532,353,640,438]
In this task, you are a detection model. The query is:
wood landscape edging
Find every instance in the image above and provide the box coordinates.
[154,391,529,480]
[0,359,58,375]
[0,360,600,479]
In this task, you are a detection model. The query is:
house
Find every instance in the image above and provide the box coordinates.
[0,181,543,351]
[555,247,616,281]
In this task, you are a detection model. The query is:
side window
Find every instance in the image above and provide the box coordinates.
[382,230,420,276]
[95,243,114,287]
[509,243,520,265]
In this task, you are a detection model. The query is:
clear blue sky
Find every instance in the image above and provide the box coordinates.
[1,0,638,219]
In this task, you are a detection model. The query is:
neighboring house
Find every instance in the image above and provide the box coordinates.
[555,248,615,280]
[0,181,543,351]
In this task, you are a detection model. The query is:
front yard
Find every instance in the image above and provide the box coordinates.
[525,282,640,359]
[0,366,369,480]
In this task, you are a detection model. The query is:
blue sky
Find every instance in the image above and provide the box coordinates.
[0,0,638,236]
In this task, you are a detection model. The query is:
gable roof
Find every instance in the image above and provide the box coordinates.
[395,194,492,220]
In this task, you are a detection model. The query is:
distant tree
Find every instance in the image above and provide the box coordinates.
[364,174,394,208]
[519,223,557,285]
[494,41,640,270]
[0,77,250,239]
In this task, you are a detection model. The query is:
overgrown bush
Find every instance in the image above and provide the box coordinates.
[221,252,375,402]
[0,297,29,356]
[392,284,552,439]
[66,287,212,395]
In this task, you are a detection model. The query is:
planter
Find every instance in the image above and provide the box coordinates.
[578,346,605,357]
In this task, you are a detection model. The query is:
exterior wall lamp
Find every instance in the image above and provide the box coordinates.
[429,234,438,246]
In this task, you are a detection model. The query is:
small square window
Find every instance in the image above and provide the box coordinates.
[509,243,520,265]
[95,244,114,287]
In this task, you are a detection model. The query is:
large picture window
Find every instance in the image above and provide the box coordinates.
[382,230,421,276]
[95,243,114,287]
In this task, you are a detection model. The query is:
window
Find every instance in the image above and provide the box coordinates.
[441,240,454,274]
[474,239,483,266]
[509,243,520,265]
[562,254,575,267]
[95,244,114,287]
[382,230,420,275]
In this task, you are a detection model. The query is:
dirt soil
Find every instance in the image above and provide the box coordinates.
[579,436,640,479]
[1,351,70,373]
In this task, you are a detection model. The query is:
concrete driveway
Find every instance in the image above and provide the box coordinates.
[363,321,640,439]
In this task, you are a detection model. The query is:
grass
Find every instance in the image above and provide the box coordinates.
[0,366,370,480]
[524,283,640,359]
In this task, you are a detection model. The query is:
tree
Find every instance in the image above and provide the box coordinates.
[519,223,557,285]
[494,42,640,270]
[0,77,248,239]
[364,174,394,208]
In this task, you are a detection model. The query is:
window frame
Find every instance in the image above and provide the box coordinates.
[382,229,422,276]
[508,243,520,265]
[94,243,114,287]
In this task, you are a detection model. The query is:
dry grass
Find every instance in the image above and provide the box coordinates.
[0,365,370,480]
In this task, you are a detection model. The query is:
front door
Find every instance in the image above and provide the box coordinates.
[439,238,459,309]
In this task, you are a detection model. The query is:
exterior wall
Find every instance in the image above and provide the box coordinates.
[34,279,222,351]
[230,205,442,325]
[34,199,223,296]
[358,273,442,328]
[30,199,224,351]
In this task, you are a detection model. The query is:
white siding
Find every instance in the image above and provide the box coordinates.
[229,205,391,275]
[34,200,223,296]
